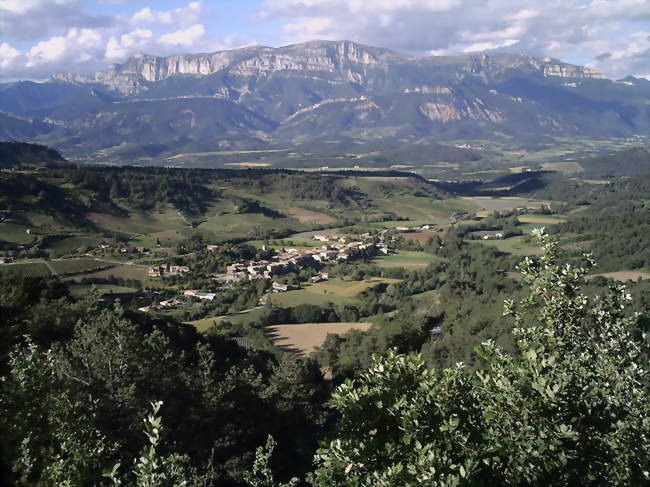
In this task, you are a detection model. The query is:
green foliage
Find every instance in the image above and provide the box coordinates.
[248,230,650,486]
[107,401,191,487]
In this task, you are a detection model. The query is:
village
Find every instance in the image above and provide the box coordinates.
[139,234,389,313]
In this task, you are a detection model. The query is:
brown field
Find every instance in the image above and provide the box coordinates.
[588,271,650,282]
[265,322,372,355]
[518,215,566,224]
[65,264,148,281]
[224,162,272,167]
[285,207,336,224]
[394,230,437,242]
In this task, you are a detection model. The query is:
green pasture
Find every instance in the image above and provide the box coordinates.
[48,258,113,275]
[473,236,544,256]
[374,251,441,268]
[68,284,138,297]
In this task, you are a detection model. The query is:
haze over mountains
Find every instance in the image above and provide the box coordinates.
[1,40,649,162]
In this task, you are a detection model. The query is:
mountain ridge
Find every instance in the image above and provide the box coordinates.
[52,40,603,95]
[1,40,648,162]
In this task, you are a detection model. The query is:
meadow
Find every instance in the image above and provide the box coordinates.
[375,251,441,268]
[48,258,113,275]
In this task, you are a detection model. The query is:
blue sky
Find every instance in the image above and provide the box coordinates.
[0,0,649,81]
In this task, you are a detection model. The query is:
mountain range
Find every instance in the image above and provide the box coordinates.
[1,40,649,162]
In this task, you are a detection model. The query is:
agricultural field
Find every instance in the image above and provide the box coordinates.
[87,211,187,236]
[68,284,139,297]
[270,288,353,307]
[541,161,584,174]
[375,251,441,268]
[128,230,184,249]
[394,230,439,242]
[48,258,113,275]
[65,264,149,282]
[588,271,650,282]
[517,215,567,224]
[44,236,104,257]
[473,236,544,256]
[284,207,336,224]
[188,307,266,332]
[265,322,373,355]
[270,277,399,307]
[0,261,52,278]
[0,221,37,244]
[465,197,550,217]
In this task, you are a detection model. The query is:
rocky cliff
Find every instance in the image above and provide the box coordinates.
[53,40,601,95]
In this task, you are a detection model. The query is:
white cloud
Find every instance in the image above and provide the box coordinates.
[463,39,519,53]
[259,0,650,78]
[132,2,204,27]
[0,42,22,69]
[105,29,153,60]
[0,0,75,14]
[159,24,207,48]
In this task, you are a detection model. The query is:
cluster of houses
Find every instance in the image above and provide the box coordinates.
[148,264,191,277]
[210,241,385,285]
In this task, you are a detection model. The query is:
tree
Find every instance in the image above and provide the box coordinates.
[250,230,650,486]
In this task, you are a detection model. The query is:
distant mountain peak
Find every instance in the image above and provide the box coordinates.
[51,40,604,95]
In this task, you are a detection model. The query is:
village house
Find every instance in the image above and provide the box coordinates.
[168,265,190,275]
[195,292,217,301]
[206,245,220,252]
[311,272,329,283]
[272,282,298,293]
[148,266,162,277]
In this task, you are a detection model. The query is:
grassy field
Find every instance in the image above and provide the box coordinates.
[87,211,187,236]
[0,221,36,244]
[474,236,544,256]
[284,207,336,224]
[65,264,149,282]
[45,236,104,256]
[265,322,373,355]
[0,261,52,278]
[188,307,266,332]
[375,251,441,268]
[588,271,650,282]
[466,197,550,217]
[541,161,584,174]
[48,258,113,275]
[394,230,438,242]
[269,277,399,307]
[517,215,566,224]
[68,283,138,297]
[270,289,353,307]
[309,277,400,296]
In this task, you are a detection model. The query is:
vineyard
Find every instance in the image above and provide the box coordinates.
[0,262,52,278]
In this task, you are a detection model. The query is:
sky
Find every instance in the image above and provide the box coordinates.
[0,0,649,82]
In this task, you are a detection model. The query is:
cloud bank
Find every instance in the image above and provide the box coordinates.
[261,0,650,80]
[0,1,241,80]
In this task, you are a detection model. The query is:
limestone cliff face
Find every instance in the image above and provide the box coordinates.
[53,40,602,95]
[54,41,410,94]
